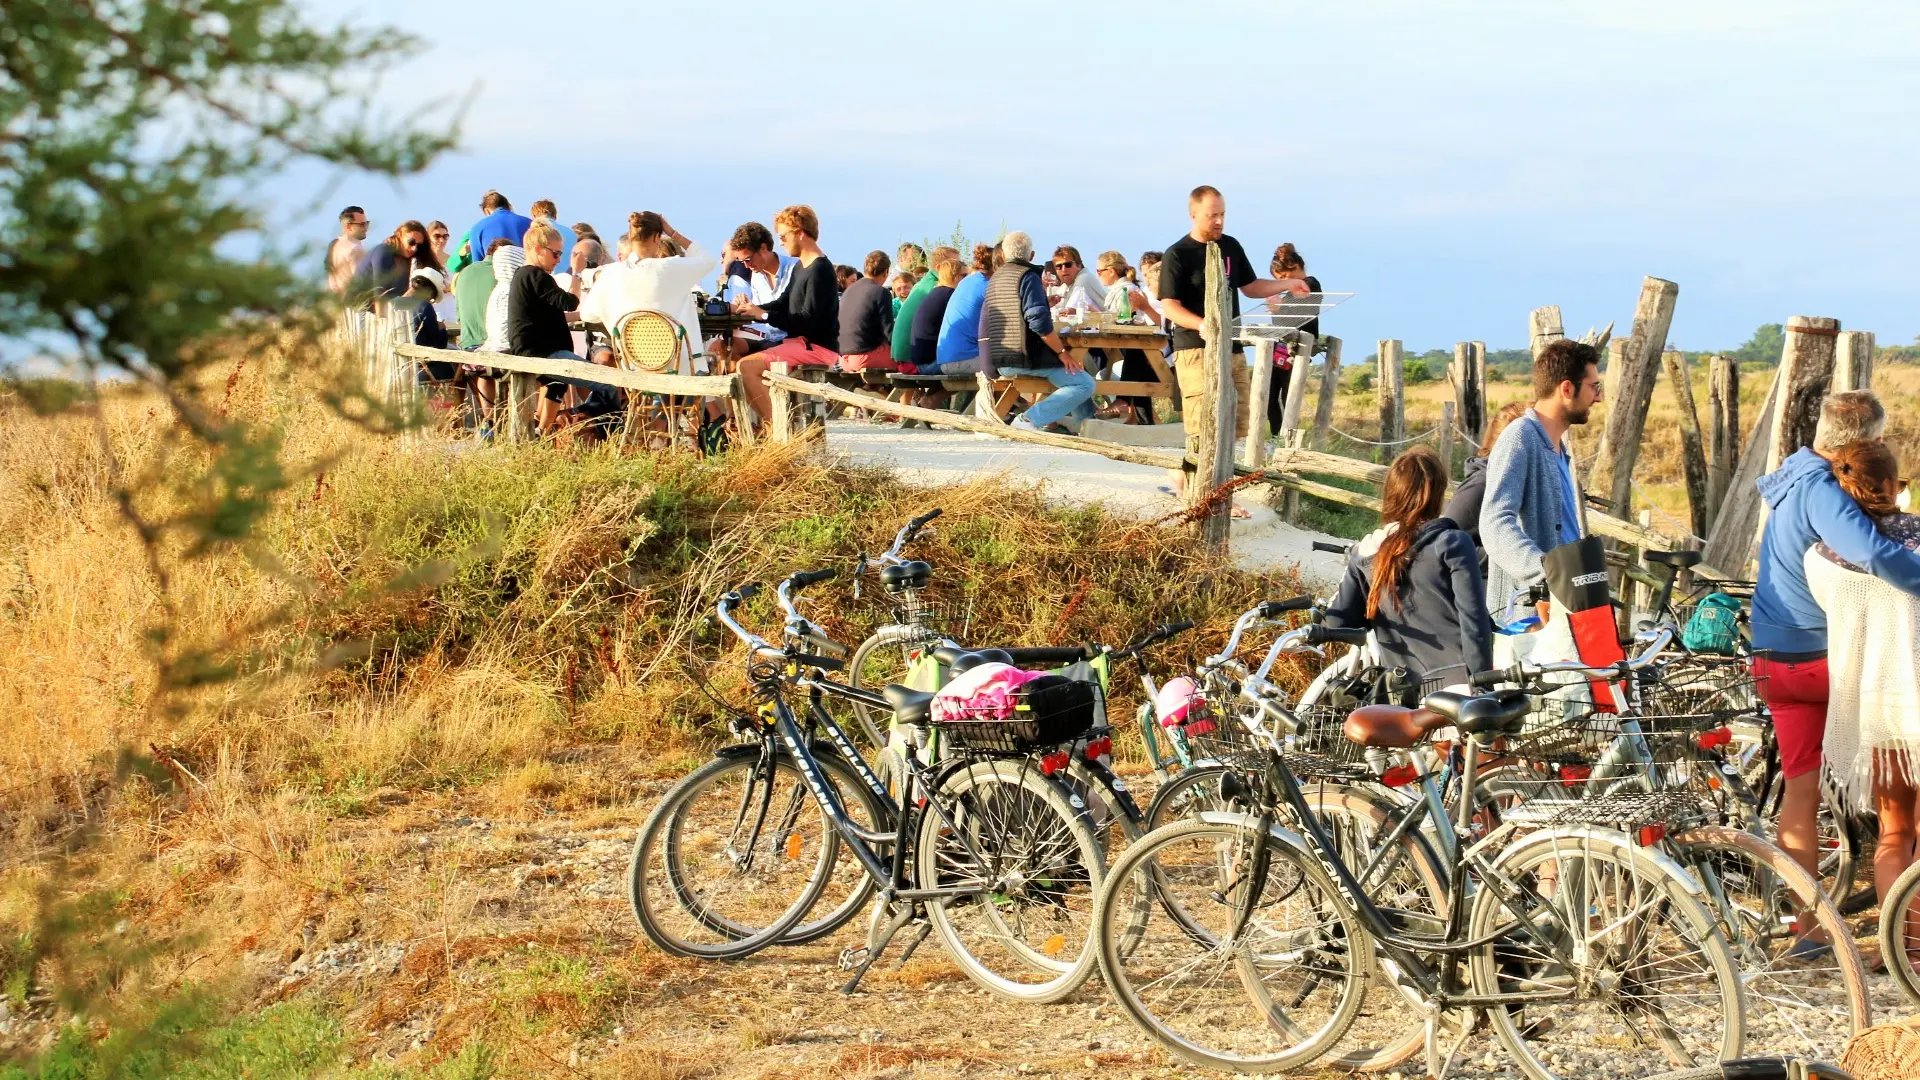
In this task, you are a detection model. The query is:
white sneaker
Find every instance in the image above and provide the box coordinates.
[1009,415,1039,432]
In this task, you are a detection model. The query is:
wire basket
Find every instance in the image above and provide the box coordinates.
[932,676,1098,753]
[1285,701,1373,771]
[885,592,975,641]
[1498,789,1718,833]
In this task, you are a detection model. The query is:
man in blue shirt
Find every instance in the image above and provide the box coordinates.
[466,191,532,264]
[936,243,996,374]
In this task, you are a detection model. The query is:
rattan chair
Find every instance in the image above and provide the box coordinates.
[613,311,707,450]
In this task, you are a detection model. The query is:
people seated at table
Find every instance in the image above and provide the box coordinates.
[732,205,840,427]
[1263,242,1323,437]
[893,246,954,366]
[1049,245,1107,318]
[508,222,605,438]
[530,198,573,270]
[1089,250,1163,424]
[909,250,961,372]
[349,220,436,309]
[581,212,715,374]
[889,271,915,315]
[720,221,797,354]
[465,191,532,274]
[452,237,510,432]
[402,268,452,353]
[835,264,860,294]
[982,231,1094,434]
[836,250,895,371]
[934,243,1000,376]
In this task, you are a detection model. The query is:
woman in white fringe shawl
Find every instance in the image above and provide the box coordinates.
[1804,438,1920,931]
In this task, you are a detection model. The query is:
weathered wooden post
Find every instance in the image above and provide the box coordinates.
[1590,277,1679,516]
[1312,337,1342,450]
[1244,337,1276,467]
[729,374,757,448]
[1529,306,1564,360]
[1706,355,1738,525]
[1440,401,1457,477]
[1449,341,1486,445]
[1185,242,1237,548]
[1702,368,1781,572]
[1833,330,1876,392]
[1375,339,1404,463]
[1275,343,1317,521]
[1663,350,1712,539]
[1601,337,1629,416]
[768,360,794,443]
[1764,316,1841,472]
[506,372,532,443]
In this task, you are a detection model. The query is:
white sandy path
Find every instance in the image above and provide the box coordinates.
[819,420,1351,587]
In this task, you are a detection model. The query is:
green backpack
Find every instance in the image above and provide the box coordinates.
[1681,592,1743,654]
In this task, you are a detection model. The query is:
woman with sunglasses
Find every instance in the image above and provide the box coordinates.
[1089,251,1163,424]
[1804,438,1920,966]
[349,220,440,310]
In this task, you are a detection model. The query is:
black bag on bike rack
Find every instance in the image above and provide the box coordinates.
[934,674,1098,752]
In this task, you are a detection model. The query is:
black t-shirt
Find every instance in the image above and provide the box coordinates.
[910,285,955,369]
[507,264,579,357]
[837,278,893,355]
[1157,233,1256,352]
[762,255,839,353]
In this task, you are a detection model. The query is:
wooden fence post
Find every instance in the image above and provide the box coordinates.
[1449,341,1486,446]
[1590,276,1679,515]
[1440,401,1457,477]
[1663,350,1711,539]
[1244,338,1276,467]
[1529,306,1564,360]
[1706,355,1738,524]
[768,360,793,443]
[1375,339,1404,463]
[1701,367,1781,572]
[1186,242,1237,547]
[1764,315,1841,473]
[1312,337,1342,450]
[1833,330,1876,392]
[1279,343,1314,436]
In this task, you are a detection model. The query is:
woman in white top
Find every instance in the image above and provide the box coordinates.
[479,243,527,353]
[579,212,716,376]
[1804,437,1920,933]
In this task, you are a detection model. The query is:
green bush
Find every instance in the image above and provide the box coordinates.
[1348,370,1375,394]
[1404,358,1434,384]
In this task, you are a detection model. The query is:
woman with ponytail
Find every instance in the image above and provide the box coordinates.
[1326,445,1493,687]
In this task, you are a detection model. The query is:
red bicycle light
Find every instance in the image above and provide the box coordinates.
[1040,751,1070,776]
[1082,736,1113,761]
[1695,727,1732,750]
[1379,764,1418,788]
[1557,764,1592,786]
[1636,824,1667,847]
[1183,717,1218,737]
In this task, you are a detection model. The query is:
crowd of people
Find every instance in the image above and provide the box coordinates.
[1325,338,1920,964]
[325,186,1320,442]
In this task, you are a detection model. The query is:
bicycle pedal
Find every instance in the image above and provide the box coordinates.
[837,946,870,972]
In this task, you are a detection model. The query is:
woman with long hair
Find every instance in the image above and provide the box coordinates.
[1326,445,1493,687]
[1263,243,1322,436]
[1805,438,1920,957]
[349,219,437,308]
[1443,400,1532,552]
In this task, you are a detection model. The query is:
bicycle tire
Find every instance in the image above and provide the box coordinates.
[847,625,938,751]
[628,751,838,959]
[1093,815,1370,1073]
[774,748,890,945]
[917,758,1106,1003]
[1670,825,1870,1061]
[1142,763,1232,831]
[1470,829,1746,1080]
[1879,855,1920,1008]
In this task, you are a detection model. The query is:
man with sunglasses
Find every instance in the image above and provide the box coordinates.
[327,206,368,296]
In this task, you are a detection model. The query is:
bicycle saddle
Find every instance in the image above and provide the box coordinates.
[928,645,1013,673]
[1644,548,1702,570]
[1420,689,1532,737]
[1343,704,1451,749]
[883,684,937,726]
[879,560,932,591]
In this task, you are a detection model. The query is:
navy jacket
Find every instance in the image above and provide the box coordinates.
[1325,518,1494,686]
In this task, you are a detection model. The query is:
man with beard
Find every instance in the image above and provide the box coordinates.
[1479,338,1604,620]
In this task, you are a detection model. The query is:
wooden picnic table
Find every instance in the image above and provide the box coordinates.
[973,325,1173,422]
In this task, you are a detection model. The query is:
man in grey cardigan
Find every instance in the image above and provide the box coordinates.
[1479,339,1605,622]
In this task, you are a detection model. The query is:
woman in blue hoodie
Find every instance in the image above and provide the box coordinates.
[1327,445,1494,689]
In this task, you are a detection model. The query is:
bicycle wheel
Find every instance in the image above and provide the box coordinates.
[1470,830,1745,1080]
[628,751,838,959]
[1671,826,1869,1060]
[847,626,936,750]
[775,748,890,945]
[1143,763,1231,831]
[1880,856,1920,1008]
[917,758,1105,1003]
[1094,816,1369,1073]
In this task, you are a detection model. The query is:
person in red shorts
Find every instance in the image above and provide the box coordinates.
[1752,390,1920,955]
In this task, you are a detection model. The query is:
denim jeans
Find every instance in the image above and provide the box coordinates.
[998,366,1096,430]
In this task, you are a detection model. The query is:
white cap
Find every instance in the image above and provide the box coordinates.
[410,267,448,300]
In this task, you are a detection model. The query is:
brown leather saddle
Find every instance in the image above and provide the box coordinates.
[1343,689,1533,749]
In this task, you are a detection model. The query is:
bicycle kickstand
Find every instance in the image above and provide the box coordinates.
[839,901,915,994]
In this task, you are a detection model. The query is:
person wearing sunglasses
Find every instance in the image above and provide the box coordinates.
[327,205,369,296]
[348,219,437,311]
[508,222,607,438]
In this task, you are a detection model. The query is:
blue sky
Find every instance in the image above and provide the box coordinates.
[293,0,1920,354]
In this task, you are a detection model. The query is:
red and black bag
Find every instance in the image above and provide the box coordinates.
[1542,537,1624,711]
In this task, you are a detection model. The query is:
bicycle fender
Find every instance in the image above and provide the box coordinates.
[1498,825,1706,898]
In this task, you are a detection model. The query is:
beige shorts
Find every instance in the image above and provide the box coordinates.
[1173,347,1250,453]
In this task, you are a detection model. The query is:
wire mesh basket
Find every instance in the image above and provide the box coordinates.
[932,676,1098,753]
[1282,701,1375,778]
[1498,789,1718,833]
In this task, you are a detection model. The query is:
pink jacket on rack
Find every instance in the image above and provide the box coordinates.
[931,663,1042,723]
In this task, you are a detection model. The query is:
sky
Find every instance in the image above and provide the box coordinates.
[288,0,1920,354]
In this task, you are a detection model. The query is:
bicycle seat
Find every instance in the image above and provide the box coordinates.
[1420,690,1532,737]
[929,645,1013,673]
[883,684,937,726]
[1343,704,1451,749]
[879,560,932,592]
[1645,549,1702,570]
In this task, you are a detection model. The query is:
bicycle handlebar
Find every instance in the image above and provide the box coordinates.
[1311,540,1351,555]
[1257,595,1316,619]
[903,507,942,541]
[788,567,838,588]
[1111,620,1195,662]
[1305,624,1368,647]
[1469,626,1674,689]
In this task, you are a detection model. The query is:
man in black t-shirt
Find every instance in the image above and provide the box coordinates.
[1156,185,1310,454]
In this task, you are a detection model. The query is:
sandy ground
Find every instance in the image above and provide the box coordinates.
[818,420,1352,588]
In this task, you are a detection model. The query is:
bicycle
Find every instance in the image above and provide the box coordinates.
[1875,843,1920,1008]
[628,568,1108,1003]
[1094,620,1745,1079]
[844,508,966,750]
